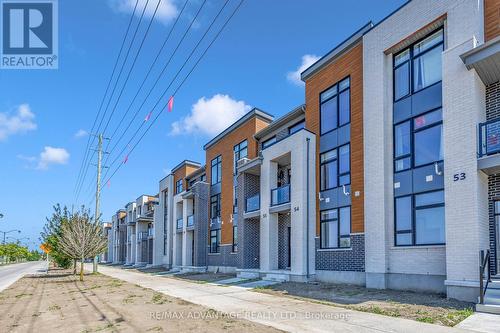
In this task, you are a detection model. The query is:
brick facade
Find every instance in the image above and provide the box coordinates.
[206,115,271,246]
[304,42,364,235]
[315,234,365,272]
[486,82,500,275]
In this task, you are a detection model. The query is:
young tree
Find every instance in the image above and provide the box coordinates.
[56,207,107,281]
[40,205,72,268]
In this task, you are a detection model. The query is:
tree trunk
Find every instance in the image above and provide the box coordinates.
[93,256,97,273]
[80,260,84,281]
[73,259,77,275]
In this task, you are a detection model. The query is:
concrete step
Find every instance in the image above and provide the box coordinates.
[488,280,500,289]
[476,303,500,315]
[263,272,289,282]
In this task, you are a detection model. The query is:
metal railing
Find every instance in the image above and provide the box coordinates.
[187,215,194,227]
[245,193,260,212]
[479,119,500,157]
[479,249,491,304]
[176,218,183,230]
[271,184,291,206]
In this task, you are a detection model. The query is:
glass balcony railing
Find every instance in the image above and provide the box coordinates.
[479,118,500,157]
[245,194,260,212]
[148,228,154,237]
[271,184,291,206]
[176,218,183,230]
[187,215,194,227]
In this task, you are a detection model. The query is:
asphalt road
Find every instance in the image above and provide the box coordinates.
[0,261,48,292]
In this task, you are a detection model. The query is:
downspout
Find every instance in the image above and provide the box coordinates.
[306,137,310,280]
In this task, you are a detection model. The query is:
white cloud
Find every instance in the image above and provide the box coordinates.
[37,146,70,170]
[170,94,251,136]
[0,104,37,141]
[287,54,320,86]
[74,129,88,138]
[108,0,178,25]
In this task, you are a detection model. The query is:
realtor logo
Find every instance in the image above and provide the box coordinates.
[1,0,58,69]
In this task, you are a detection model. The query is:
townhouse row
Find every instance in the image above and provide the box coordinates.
[103,0,500,303]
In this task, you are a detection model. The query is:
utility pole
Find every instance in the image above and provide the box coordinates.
[92,133,108,273]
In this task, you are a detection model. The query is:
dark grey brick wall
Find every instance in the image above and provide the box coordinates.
[486,82,500,121]
[207,244,237,268]
[236,172,261,269]
[315,234,365,272]
[486,82,500,275]
[192,182,209,267]
[278,213,291,269]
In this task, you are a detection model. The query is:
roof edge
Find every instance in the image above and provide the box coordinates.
[254,104,305,140]
[171,159,202,174]
[203,108,274,150]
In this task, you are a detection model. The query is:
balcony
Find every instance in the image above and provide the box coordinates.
[176,218,183,230]
[148,228,154,237]
[187,215,194,227]
[138,231,148,241]
[271,184,290,206]
[245,194,260,212]
[478,119,500,174]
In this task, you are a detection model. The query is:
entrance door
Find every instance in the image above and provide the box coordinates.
[287,226,291,269]
[496,201,500,272]
[192,235,195,266]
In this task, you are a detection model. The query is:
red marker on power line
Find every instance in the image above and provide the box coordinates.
[167,96,174,112]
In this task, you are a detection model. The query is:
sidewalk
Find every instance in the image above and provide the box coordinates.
[90,265,475,333]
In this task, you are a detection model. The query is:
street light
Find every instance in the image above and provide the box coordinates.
[0,213,4,219]
[1,229,21,244]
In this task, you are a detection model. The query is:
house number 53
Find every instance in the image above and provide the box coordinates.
[453,173,466,182]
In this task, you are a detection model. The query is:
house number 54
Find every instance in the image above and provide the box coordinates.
[453,173,466,181]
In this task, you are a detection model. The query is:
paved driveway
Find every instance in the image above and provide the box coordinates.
[91,265,475,333]
[0,261,48,292]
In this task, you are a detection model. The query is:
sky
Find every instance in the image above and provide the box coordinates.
[0,0,406,249]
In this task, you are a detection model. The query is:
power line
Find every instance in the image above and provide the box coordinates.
[82,0,195,204]
[102,0,208,171]
[75,0,152,202]
[102,0,225,181]
[102,0,245,188]
[73,0,139,202]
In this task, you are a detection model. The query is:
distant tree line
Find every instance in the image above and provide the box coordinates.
[0,243,42,263]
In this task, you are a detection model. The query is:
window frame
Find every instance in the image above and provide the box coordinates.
[320,206,351,249]
[210,228,221,253]
[393,108,443,173]
[210,194,221,220]
[394,189,445,247]
[175,179,183,194]
[210,155,222,185]
[320,143,351,191]
[233,139,248,174]
[393,28,444,102]
[319,76,351,136]
[232,225,237,253]
[261,136,276,150]
[288,120,305,135]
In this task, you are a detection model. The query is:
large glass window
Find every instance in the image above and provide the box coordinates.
[320,144,350,191]
[210,155,222,185]
[320,77,350,135]
[233,140,248,173]
[210,194,221,220]
[210,229,220,253]
[320,206,351,249]
[394,29,443,101]
[394,109,442,171]
[395,190,445,246]
[175,179,183,194]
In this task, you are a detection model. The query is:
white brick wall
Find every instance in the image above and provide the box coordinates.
[363,0,485,285]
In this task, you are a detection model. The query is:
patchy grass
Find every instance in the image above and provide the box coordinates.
[15,293,33,298]
[254,281,474,327]
[48,304,61,311]
[122,294,139,304]
[151,292,170,305]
